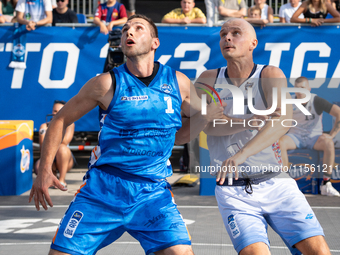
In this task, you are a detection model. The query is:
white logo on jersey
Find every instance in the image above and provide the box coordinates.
[121,95,148,101]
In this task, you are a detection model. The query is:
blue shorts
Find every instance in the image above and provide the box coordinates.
[286,133,320,150]
[215,177,324,254]
[51,167,191,255]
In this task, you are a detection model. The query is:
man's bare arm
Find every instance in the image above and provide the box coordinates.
[175,71,225,145]
[37,10,52,26]
[29,73,113,211]
[61,123,75,146]
[218,6,247,18]
[240,68,292,157]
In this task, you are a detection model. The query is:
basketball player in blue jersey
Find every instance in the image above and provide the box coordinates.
[193,18,331,255]
[280,76,340,197]
[29,14,224,255]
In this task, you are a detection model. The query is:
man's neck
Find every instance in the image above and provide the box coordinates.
[226,59,255,87]
[57,7,68,14]
[126,57,155,78]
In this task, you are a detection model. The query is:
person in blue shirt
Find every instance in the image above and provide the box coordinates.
[29,14,224,255]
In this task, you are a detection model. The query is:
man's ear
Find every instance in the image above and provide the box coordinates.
[250,38,258,51]
[152,38,160,51]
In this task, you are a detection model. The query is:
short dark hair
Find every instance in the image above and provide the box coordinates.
[295,76,308,84]
[127,14,158,38]
[249,6,261,16]
[54,100,66,105]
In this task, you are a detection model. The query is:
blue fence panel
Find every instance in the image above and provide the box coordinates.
[1,25,340,131]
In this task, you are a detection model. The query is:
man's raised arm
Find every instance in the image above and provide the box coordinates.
[29,73,113,211]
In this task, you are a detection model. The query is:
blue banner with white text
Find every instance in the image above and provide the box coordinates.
[0,25,339,131]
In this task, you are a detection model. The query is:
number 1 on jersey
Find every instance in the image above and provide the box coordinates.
[164,97,174,114]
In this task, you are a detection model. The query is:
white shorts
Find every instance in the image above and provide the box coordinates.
[286,133,320,150]
[215,177,324,254]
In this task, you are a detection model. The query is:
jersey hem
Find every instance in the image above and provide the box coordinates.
[146,240,191,254]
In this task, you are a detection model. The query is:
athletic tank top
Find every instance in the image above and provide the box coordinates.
[288,93,323,138]
[261,4,269,20]
[304,9,328,19]
[207,64,282,184]
[88,62,182,180]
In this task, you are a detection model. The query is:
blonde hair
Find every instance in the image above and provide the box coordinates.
[307,0,327,14]
[249,6,262,16]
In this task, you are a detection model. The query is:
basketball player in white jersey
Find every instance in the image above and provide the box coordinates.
[280,76,340,197]
[195,18,331,255]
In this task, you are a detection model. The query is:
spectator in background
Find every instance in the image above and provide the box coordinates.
[15,0,52,31]
[120,0,135,17]
[291,0,340,26]
[52,0,78,25]
[247,0,274,23]
[279,77,340,197]
[34,100,75,188]
[205,0,218,26]
[218,0,247,21]
[94,0,127,35]
[1,0,18,22]
[246,6,270,25]
[279,0,303,23]
[249,6,262,18]
[162,0,206,24]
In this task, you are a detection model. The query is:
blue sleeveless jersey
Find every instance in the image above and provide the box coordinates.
[88,62,182,180]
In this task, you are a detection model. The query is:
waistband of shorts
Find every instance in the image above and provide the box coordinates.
[90,164,165,183]
[216,171,281,186]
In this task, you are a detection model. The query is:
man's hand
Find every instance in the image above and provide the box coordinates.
[29,169,67,211]
[99,24,109,35]
[26,21,36,31]
[204,101,227,122]
[107,22,114,32]
[181,17,191,24]
[216,151,247,185]
[311,18,324,27]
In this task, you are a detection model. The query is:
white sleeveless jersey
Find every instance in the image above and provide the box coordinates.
[288,93,323,138]
[207,65,282,178]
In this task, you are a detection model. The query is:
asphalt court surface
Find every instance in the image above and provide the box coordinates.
[1,172,340,255]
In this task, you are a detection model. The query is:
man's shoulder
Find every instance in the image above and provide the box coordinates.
[261,65,286,78]
[116,2,125,9]
[198,69,220,79]
[66,9,77,16]
[99,2,107,8]
[192,7,203,12]
[171,8,183,14]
